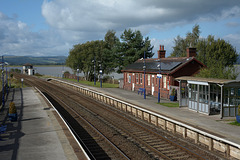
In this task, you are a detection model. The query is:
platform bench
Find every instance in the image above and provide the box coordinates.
[138,88,145,95]
[0,125,7,140]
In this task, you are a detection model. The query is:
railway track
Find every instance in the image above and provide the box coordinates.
[16,74,129,160]
[14,73,224,159]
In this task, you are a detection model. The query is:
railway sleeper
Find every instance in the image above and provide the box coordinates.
[161,149,182,154]
[171,154,192,160]
[155,143,171,148]
[157,146,177,152]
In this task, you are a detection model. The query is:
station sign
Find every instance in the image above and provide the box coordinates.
[157,74,162,78]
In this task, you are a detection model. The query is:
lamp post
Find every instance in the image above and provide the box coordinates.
[143,51,146,99]
[157,62,161,103]
[62,63,64,78]
[92,57,96,85]
[5,62,8,94]
[99,63,102,88]
[77,68,79,82]
[1,56,4,107]
[21,78,24,88]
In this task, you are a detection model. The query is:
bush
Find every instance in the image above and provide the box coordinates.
[34,73,42,76]
[171,88,176,96]
[9,102,17,114]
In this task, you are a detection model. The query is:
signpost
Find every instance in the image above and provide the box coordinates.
[157,74,162,79]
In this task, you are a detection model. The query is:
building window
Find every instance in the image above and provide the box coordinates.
[163,76,167,88]
[167,80,170,90]
[128,74,131,83]
[140,74,142,84]
[127,73,131,83]
[163,76,170,90]
[148,75,150,86]
[136,74,139,84]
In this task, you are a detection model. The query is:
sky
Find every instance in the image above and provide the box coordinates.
[0,0,240,58]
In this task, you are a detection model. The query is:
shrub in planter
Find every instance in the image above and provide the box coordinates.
[9,102,18,121]
[170,88,177,101]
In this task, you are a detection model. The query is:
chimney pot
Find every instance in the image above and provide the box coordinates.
[158,44,166,59]
[186,47,196,57]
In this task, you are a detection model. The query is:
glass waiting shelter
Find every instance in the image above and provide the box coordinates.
[176,76,240,118]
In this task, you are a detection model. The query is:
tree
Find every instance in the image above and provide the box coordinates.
[66,37,119,81]
[171,24,200,57]
[117,29,154,72]
[170,24,239,79]
[66,29,154,78]
[103,30,120,74]
[196,35,238,79]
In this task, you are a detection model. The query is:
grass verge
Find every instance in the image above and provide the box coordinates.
[158,102,179,107]
[229,121,240,126]
[64,78,119,88]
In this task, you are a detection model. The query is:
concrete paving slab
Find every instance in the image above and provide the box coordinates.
[0,87,80,160]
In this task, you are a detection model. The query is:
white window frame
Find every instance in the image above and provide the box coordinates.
[136,74,139,84]
[140,74,142,84]
[148,74,151,86]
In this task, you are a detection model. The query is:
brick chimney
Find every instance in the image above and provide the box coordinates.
[158,45,166,59]
[186,47,196,57]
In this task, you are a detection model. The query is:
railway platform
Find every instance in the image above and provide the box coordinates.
[99,87,240,145]
[0,87,86,160]
[65,79,240,146]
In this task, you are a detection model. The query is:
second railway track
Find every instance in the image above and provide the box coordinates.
[15,73,226,160]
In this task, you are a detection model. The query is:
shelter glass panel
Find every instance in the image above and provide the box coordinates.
[210,84,221,113]
[223,87,239,117]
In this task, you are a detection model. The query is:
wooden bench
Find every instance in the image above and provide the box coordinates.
[138,88,145,95]
[0,125,7,140]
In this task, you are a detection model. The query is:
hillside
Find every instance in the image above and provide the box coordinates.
[3,56,67,65]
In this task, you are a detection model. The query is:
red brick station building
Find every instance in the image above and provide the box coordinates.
[121,45,205,99]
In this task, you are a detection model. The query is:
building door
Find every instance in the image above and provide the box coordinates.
[132,73,135,91]
[152,75,154,95]
[180,81,188,106]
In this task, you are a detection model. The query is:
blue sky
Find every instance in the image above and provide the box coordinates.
[0,0,240,57]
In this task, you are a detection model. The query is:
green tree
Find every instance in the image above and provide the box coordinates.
[196,35,238,79]
[118,29,154,72]
[66,37,118,81]
[170,24,239,79]
[171,24,200,57]
[103,30,120,73]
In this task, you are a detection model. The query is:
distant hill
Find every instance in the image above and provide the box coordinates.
[3,56,67,65]
[237,55,240,64]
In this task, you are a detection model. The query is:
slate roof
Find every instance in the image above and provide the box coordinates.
[122,57,204,74]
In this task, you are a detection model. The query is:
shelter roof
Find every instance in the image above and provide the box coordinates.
[175,76,240,85]
[23,63,33,66]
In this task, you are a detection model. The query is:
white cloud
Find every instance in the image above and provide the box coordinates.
[0,12,70,56]
[42,0,240,33]
[224,34,240,53]
[151,38,174,57]
[1,0,240,57]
